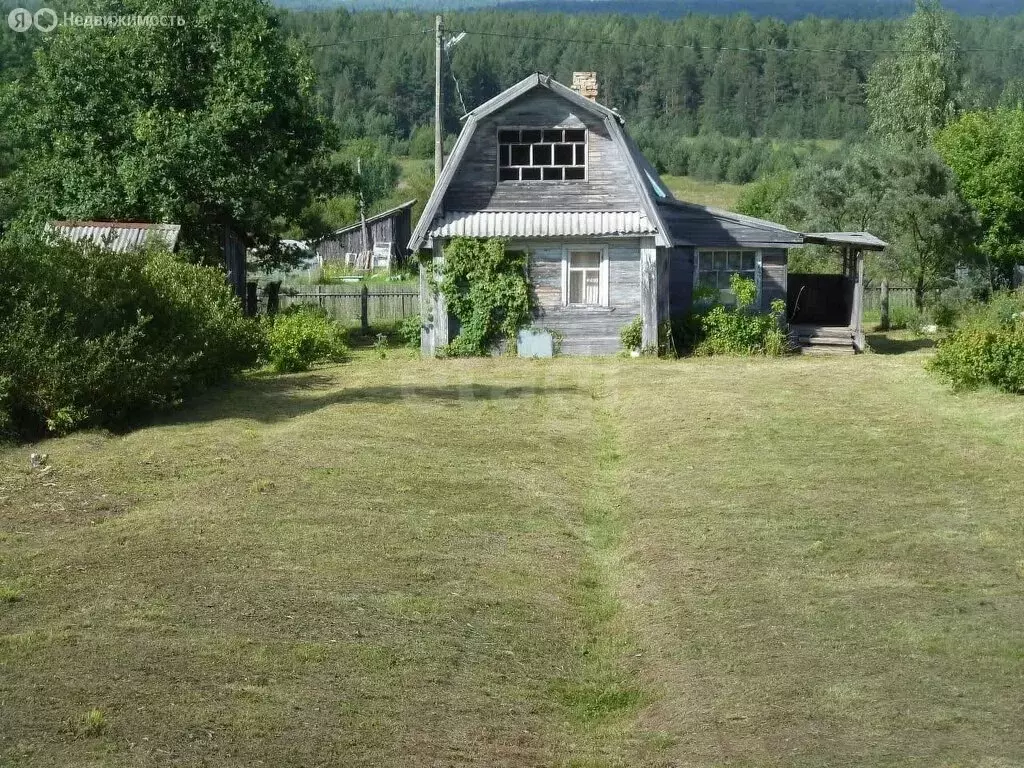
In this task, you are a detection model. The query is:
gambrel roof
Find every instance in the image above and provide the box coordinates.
[409,73,674,251]
[409,74,876,254]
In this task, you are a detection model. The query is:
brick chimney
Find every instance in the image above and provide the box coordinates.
[571,72,599,102]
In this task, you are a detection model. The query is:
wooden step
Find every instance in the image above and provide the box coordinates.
[795,344,856,356]
[795,335,854,346]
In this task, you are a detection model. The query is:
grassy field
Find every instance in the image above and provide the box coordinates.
[661,175,750,210]
[2,347,1023,766]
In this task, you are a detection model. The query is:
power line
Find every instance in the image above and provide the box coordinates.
[454,27,1024,56]
[307,29,432,50]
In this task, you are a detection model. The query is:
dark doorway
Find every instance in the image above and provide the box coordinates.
[787,273,854,326]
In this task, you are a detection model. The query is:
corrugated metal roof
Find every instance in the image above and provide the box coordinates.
[430,210,655,239]
[323,199,417,238]
[804,232,888,250]
[48,221,181,252]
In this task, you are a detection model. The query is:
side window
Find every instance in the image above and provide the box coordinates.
[696,250,759,305]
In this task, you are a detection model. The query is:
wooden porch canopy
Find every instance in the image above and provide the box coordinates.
[796,232,888,352]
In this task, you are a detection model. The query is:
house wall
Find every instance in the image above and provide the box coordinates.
[668,246,695,317]
[760,248,788,313]
[421,237,646,356]
[443,90,644,213]
[527,237,645,355]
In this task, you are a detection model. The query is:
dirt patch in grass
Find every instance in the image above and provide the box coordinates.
[0,463,131,534]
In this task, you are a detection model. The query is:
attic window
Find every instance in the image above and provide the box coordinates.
[498,128,587,182]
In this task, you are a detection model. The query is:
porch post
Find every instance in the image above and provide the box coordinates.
[640,242,659,351]
[852,248,866,352]
[420,240,449,357]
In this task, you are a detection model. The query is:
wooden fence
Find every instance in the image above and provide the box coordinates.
[279,284,419,328]
[862,287,919,312]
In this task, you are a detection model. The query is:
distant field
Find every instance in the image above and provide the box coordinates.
[3,349,1023,766]
[662,175,749,210]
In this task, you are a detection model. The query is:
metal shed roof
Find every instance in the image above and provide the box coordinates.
[48,221,181,252]
[430,210,656,239]
[321,200,417,239]
[804,232,888,251]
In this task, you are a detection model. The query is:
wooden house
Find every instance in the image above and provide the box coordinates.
[409,73,885,355]
[316,200,416,270]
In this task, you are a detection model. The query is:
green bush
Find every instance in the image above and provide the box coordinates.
[889,305,929,334]
[264,305,349,373]
[928,276,990,330]
[435,238,532,357]
[0,232,261,438]
[398,314,422,348]
[929,292,1024,393]
[683,275,789,357]
[619,317,643,352]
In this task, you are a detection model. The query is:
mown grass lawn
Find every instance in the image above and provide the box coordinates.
[2,347,1023,767]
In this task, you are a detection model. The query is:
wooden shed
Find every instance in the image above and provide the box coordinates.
[315,200,416,270]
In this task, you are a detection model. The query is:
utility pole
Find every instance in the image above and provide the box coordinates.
[357,156,369,270]
[434,14,444,181]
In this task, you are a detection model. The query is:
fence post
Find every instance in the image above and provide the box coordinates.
[265,281,281,316]
[879,280,890,331]
[245,281,258,317]
[360,285,369,332]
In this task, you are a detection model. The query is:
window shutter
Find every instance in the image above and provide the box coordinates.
[600,250,609,306]
[755,250,764,309]
[561,249,569,306]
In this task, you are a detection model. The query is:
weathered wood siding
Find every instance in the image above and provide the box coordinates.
[526,238,644,355]
[443,90,644,213]
[668,246,695,317]
[317,208,413,262]
[760,248,788,313]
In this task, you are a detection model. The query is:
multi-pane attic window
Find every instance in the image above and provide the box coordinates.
[497,128,587,181]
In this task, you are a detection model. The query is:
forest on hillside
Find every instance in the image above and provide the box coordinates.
[283,9,1024,147]
[276,0,1024,20]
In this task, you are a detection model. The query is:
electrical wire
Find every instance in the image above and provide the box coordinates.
[454,27,1024,56]
[307,29,433,50]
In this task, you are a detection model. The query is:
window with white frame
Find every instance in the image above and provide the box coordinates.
[564,249,607,306]
[696,249,759,303]
[498,128,587,182]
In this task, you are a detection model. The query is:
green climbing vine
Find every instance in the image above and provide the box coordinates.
[434,237,533,357]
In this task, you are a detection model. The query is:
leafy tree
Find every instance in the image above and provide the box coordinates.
[775,146,976,306]
[866,0,962,145]
[5,0,340,269]
[936,109,1024,286]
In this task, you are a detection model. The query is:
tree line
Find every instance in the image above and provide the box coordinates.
[281,7,1024,151]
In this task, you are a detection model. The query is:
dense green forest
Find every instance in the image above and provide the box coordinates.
[283,9,1024,150]
[276,0,1023,20]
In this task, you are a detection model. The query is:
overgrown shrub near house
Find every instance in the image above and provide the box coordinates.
[929,292,1024,393]
[434,238,532,357]
[619,317,643,352]
[264,305,349,373]
[672,275,788,357]
[0,232,261,438]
